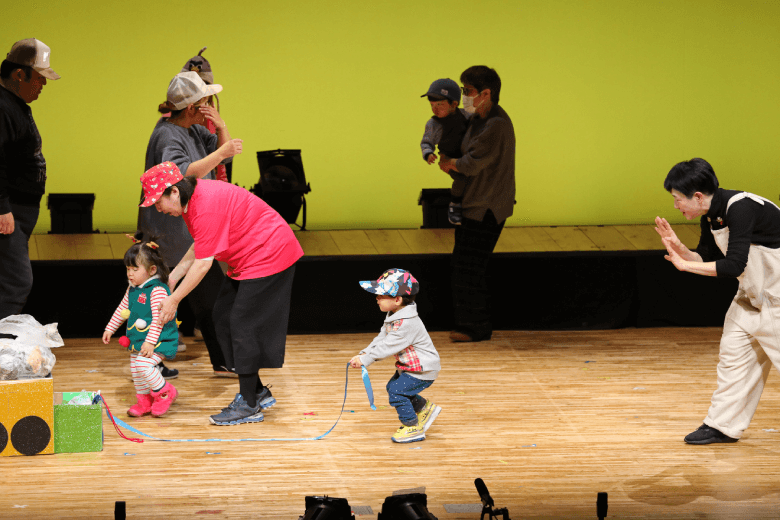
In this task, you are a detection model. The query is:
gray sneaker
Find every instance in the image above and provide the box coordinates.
[256,386,276,410]
[209,394,264,425]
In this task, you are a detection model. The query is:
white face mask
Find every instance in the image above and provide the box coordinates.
[462,95,476,115]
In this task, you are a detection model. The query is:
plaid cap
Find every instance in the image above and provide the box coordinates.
[139,162,183,207]
[6,38,60,80]
[181,47,214,84]
[360,268,419,297]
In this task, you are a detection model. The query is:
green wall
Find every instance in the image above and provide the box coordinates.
[5,0,780,233]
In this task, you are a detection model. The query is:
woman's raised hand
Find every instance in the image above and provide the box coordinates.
[654,216,684,253]
[199,106,226,131]
[662,237,687,271]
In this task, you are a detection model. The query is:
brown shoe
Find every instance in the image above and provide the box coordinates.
[450,330,492,342]
[450,331,475,342]
[213,366,239,378]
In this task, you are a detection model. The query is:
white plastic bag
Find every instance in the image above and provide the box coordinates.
[0,314,63,380]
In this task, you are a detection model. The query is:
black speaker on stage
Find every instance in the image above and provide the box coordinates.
[253,149,311,230]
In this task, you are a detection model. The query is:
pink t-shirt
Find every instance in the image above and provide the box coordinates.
[183,179,304,279]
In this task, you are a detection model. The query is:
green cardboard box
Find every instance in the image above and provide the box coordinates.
[53,392,103,453]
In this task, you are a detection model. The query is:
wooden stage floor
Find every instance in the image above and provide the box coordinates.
[3,328,780,519]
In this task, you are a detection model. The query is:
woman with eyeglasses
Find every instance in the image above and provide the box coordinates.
[137,71,243,377]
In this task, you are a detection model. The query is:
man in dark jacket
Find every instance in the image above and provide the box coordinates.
[0,38,60,319]
[439,65,516,342]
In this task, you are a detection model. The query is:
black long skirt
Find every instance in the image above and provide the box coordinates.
[213,264,296,373]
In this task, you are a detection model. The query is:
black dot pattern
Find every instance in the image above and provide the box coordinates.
[11,416,51,456]
[0,421,7,453]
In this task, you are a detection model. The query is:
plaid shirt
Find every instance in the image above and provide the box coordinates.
[395,347,422,372]
[358,304,441,381]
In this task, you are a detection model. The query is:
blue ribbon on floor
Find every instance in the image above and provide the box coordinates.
[100,362,375,442]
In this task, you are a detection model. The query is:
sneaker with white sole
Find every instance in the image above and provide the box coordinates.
[392,424,425,443]
[416,400,441,432]
[209,394,263,425]
[256,386,276,410]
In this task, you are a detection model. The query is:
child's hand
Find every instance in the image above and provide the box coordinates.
[102,331,112,345]
[139,342,155,357]
[349,355,363,368]
[427,153,437,165]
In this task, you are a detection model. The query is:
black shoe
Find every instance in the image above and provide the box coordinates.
[684,423,738,445]
[448,202,463,225]
[158,362,179,380]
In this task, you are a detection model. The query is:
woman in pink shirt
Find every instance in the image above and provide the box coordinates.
[140,162,304,426]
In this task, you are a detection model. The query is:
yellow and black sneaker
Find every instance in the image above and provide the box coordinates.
[392,424,425,443]
[416,400,442,432]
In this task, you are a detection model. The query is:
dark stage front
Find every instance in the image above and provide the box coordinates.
[24,251,737,338]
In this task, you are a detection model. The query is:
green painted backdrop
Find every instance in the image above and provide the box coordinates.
[4,0,779,233]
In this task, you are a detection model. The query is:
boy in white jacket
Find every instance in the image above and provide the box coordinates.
[350,268,442,443]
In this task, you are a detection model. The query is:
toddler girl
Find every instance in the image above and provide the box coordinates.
[102,232,179,417]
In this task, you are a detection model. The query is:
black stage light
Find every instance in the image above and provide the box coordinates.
[254,148,312,230]
[475,478,511,520]
[597,492,608,519]
[377,493,438,520]
[114,501,126,520]
[298,495,354,520]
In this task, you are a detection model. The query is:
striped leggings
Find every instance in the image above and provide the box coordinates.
[130,353,165,394]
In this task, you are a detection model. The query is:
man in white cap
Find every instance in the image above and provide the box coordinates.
[0,38,60,319]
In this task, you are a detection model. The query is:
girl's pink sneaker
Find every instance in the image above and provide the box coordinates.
[150,381,178,417]
[127,393,153,417]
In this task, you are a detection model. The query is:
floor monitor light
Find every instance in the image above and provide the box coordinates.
[298,495,354,520]
[377,493,438,520]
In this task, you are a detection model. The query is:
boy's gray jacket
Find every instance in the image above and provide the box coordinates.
[359,303,441,381]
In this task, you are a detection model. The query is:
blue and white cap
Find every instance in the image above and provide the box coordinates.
[359,268,419,297]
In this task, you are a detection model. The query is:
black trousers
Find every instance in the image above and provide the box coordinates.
[181,261,227,369]
[450,210,505,339]
[0,204,39,320]
[213,265,296,374]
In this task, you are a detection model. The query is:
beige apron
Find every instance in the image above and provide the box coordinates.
[705,192,780,438]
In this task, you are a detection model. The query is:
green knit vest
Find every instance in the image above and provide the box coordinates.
[125,278,178,359]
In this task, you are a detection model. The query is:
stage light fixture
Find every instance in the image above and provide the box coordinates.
[114,501,126,520]
[475,478,511,520]
[298,495,354,520]
[377,493,438,520]
[597,492,608,519]
[254,148,312,230]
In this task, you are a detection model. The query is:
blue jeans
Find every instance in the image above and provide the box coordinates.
[386,371,433,426]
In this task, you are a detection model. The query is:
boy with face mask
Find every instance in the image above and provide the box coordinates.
[420,78,471,225]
